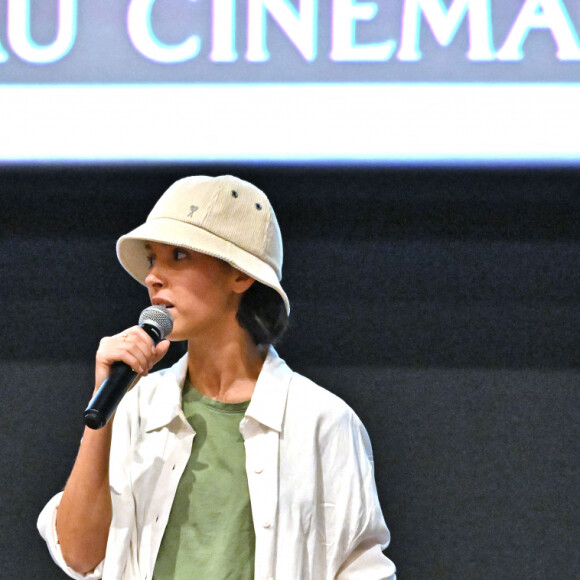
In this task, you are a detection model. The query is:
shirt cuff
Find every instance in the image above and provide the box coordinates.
[37,492,105,580]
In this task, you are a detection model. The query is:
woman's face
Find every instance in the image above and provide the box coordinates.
[144,241,246,342]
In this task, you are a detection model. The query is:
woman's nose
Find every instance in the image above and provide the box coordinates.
[145,265,164,288]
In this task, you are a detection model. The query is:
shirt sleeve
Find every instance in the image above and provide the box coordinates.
[326,411,397,580]
[37,492,105,580]
[336,544,396,580]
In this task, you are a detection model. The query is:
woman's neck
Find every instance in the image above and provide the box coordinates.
[186,330,267,403]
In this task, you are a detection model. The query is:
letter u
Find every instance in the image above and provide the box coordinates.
[7,0,77,64]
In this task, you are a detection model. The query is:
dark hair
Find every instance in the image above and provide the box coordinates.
[237,282,289,345]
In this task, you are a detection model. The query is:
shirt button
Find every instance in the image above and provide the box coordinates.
[263,521,271,528]
[254,466,263,474]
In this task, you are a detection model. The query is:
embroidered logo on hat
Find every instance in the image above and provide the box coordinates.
[188,205,198,217]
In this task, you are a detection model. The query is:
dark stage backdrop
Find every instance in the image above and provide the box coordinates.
[1,166,578,579]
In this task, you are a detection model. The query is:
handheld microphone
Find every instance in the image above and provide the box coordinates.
[84,305,173,430]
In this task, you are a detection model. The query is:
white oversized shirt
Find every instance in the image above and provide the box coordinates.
[38,348,396,580]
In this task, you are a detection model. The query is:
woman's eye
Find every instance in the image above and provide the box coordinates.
[146,255,154,268]
[174,248,188,261]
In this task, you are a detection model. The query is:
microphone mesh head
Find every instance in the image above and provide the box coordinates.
[139,305,174,340]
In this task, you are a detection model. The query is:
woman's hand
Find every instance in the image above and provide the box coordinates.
[94,326,171,392]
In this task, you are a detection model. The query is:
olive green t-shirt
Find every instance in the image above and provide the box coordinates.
[153,380,255,580]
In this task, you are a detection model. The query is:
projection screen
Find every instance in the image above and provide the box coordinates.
[1,0,579,165]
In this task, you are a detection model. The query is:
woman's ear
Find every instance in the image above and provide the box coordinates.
[232,270,255,295]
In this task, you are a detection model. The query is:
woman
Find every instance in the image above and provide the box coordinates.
[38,175,396,579]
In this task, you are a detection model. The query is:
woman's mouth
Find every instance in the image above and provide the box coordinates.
[152,298,174,309]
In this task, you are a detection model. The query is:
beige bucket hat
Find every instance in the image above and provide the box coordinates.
[116,175,290,314]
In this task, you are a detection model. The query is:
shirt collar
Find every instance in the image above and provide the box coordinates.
[244,346,291,433]
[143,353,189,433]
[142,346,291,433]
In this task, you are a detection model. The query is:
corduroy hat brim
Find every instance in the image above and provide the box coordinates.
[116,218,290,315]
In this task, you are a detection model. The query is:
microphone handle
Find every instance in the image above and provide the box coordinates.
[84,362,139,430]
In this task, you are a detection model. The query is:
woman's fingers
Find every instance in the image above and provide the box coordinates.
[95,326,168,387]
